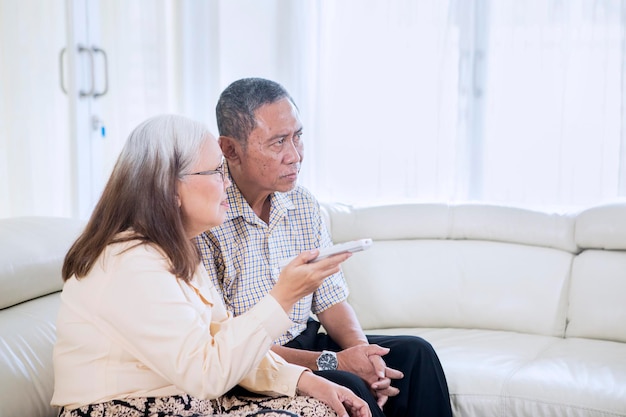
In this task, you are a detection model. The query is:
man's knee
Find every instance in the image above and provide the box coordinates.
[369,334,437,356]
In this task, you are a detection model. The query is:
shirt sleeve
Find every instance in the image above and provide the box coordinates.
[81,242,296,399]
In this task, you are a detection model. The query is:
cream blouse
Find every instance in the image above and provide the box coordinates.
[51,238,305,409]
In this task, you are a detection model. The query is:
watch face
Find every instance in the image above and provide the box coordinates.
[317,352,338,371]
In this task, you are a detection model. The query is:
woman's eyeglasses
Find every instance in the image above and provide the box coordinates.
[186,159,226,182]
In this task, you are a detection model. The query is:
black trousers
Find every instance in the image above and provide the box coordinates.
[285,320,453,417]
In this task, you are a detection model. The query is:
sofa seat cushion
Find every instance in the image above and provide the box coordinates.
[364,328,557,416]
[363,328,626,417]
[507,337,626,417]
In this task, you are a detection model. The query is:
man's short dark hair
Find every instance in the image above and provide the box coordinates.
[216,77,297,144]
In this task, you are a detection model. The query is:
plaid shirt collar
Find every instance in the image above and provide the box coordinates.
[224,168,296,227]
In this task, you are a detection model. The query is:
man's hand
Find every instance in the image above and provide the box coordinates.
[366,351,403,408]
[336,344,403,407]
[318,302,405,407]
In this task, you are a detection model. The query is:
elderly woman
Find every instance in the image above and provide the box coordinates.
[51,114,370,417]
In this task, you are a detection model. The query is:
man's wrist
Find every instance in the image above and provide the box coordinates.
[316,350,338,371]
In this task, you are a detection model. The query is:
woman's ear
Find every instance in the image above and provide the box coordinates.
[219,136,240,164]
[176,194,182,208]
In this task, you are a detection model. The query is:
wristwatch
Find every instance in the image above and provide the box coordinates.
[316,350,338,371]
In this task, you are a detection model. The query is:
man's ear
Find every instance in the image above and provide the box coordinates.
[219,136,241,163]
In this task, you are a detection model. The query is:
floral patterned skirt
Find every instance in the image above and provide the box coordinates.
[57,393,336,417]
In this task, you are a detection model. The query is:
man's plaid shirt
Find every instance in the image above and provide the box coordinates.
[195,183,349,346]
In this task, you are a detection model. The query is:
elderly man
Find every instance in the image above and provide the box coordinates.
[196,77,453,417]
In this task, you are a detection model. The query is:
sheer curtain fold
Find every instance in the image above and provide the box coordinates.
[481,0,624,209]
[301,0,463,206]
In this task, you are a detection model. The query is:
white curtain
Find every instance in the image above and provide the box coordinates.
[299,0,626,211]
[2,0,625,218]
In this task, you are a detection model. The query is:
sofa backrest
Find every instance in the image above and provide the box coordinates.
[321,202,578,337]
[568,203,626,343]
[0,217,84,417]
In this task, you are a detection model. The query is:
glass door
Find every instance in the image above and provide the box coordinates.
[1,0,182,219]
[67,0,182,219]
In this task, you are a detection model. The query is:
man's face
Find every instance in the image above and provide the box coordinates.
[240,97,304,194]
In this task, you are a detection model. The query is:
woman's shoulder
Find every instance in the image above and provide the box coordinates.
[105,232,170,269]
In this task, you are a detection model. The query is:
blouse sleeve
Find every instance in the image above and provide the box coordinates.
[87,242,297,399]
[238,350,307,397]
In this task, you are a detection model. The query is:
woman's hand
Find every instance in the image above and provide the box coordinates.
[296,371,371,417]
[270,251,351,313]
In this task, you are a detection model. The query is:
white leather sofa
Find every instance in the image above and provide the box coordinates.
[2,202,626,417]
[0,217,84,417]
[321,201,626,417]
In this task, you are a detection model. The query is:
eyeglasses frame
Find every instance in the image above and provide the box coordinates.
[185,159,226,182]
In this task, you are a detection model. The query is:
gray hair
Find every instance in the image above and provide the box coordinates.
[216,77,297,144]
[118,114,208,183]
[63,114,211,282]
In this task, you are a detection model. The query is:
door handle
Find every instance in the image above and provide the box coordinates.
[59,45,94,97]
[92,46,109,99]
[59,47,67,94]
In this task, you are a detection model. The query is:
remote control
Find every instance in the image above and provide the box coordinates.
[278,238,373,269]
